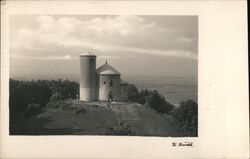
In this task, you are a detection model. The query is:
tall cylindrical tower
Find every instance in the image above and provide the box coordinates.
[80,52,96,101]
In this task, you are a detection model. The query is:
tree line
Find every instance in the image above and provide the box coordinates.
[9,79,79,113]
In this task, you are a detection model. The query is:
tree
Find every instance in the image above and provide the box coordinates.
[145,90,174,114]
[171,100,198,136]
[127,84,139,102]
[9,79,79,114]
[137,89,149,104]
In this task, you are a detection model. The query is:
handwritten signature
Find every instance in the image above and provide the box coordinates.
[172,142,193,147]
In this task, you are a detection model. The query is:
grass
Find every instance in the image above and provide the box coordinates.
[10,100,188,136]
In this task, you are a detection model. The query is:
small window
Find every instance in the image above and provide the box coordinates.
[89,59,94,64]
[103,81,106,84]
[109,80,113,87]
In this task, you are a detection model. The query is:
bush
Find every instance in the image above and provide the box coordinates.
[25,103,42,118]
[145,90,174,114]
[46,101,61,108]
[50,92,63,102]
[137,89,150,104]
[126,84,174,114]
[60,101,72,110]
[46,93,69,109]
[171,100,198,136]
[46,100,74,110]
[127,84,139,102]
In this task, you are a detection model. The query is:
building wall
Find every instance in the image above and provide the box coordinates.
[120,83,128,102]
[97,74,120,101]
[80,56,97,101]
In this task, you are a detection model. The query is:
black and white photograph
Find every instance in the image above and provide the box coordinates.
[1,1,249,159]
[9,15,198,136]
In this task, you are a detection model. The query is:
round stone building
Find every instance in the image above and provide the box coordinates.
[80,52,128,102]
[79,52,97,101]
[96,61,121,101]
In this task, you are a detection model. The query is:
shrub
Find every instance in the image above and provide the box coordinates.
[50,92,63,102]
[145,90,174,114]
[127,84,139,102]
[137,89,150,104]
[46,100,74,111]
[171,100,198,136]
[25,103,42,118]
[126,84,174,114]
[46,101,62,108]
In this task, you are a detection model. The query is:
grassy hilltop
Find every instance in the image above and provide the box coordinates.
[11,100,187,136]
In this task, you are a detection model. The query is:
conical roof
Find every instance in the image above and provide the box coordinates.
[96,63,120,75]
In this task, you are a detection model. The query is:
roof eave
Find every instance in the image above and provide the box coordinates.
[80,55,96,57]
[97,73,121,75]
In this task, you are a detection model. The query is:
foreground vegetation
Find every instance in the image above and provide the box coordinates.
[126,84,198,136]
[10,79,79,113]
[9,79,197,136]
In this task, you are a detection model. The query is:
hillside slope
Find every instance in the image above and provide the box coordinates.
[11,100,186,136]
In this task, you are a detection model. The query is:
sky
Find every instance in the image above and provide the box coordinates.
[10,15,198,80]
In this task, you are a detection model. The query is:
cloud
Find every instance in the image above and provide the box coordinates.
[98,55,136,60]
[83,16,146,37]
[11,15,198,60]
[10,54,75,60]
[37,15,55,32]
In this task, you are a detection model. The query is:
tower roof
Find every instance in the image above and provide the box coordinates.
[80,51,96,57]
[96,63,120,75]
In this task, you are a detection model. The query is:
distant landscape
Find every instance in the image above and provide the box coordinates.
[123,75,197,106]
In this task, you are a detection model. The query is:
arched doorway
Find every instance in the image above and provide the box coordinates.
[108,91,113,102]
